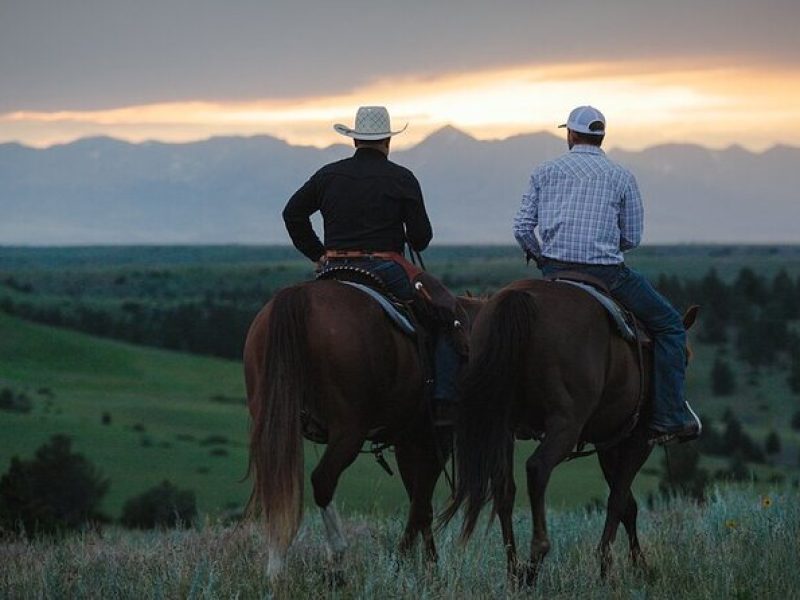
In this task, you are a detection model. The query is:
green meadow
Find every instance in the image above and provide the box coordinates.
[0,311,659,519]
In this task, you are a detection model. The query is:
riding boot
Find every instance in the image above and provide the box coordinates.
[432,334,461,426]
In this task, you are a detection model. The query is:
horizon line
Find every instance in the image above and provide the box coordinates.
[0,126,796,155]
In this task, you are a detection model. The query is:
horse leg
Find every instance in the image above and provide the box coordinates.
[320,502,347,561]
[395,431,445,563]
[492,437,519,580]
[524,420,581,585]
[311,430,365,570]
[597,438,652,578]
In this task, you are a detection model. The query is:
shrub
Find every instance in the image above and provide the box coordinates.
[120,480,196,529]
[0,388,32,414]
[199,435,228,446]
[0,435,109,535]
[717,452,751,482]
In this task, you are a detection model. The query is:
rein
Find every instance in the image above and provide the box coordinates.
[407,241,427,271]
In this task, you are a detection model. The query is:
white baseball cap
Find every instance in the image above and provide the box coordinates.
[558,105,606,136]
[333,106,408,140]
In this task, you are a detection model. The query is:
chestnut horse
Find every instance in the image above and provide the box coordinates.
[244,279,482,578]
[441,279,698,583]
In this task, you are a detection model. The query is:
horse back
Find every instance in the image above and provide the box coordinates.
[244,280,424,434]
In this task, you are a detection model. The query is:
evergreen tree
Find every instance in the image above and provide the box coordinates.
[791,411,800,431]
[120,480,196,529]
[721,411,765,463]
[737,313,788,368]
[711,356,736,396]
[657,274,687,310]
[0,435,109,535]
[699,268,730,321]
[659,445,709,501]
[789,346,800,395]
[771,269,798,319]
[765,431,782,456]
[734,267,767,307]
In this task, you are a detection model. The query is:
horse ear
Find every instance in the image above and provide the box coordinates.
[683,305,701,330]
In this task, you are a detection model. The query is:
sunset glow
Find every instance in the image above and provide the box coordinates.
[4,60,799,151]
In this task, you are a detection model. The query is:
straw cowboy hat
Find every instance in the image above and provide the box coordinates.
[333,106,408,140]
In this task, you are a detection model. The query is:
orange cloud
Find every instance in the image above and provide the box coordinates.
[3,60,799,151]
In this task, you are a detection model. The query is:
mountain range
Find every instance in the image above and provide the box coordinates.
[1,127,798,245]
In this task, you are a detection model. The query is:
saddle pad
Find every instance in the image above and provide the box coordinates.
[555,279,636,341]
[341,281,416,336]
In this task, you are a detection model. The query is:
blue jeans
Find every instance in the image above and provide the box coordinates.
[339,259,414,301]
[541,262,690,431]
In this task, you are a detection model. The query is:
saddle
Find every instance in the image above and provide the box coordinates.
[308,261,457,444]
[543,271,652,346]
[319,251,469,355]
[317,265,415,335]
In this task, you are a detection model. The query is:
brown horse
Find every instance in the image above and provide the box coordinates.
[441,279,698,583]
[244,278,482,578]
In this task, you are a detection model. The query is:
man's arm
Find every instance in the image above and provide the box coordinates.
[513,173,542,262]
[619,173,644,251]
[282,175,325,262]
[403,174,433,252]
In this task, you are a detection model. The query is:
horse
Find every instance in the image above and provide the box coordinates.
[441,278,698,583]
[243,278,483,579]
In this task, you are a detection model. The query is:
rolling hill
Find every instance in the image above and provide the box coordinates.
[0,311,636,518]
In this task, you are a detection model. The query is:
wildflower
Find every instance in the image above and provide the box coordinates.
[761,496,773,509]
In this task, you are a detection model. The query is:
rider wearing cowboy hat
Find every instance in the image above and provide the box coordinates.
[283,106,461,424]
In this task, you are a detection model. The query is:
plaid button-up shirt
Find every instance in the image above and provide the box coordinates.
[513,145,643,265]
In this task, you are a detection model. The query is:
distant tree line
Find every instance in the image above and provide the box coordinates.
[657,267,800,373]
[3,265,800,367]
[0,296,258,360]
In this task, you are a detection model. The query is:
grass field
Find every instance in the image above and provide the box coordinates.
[1,485,796,599]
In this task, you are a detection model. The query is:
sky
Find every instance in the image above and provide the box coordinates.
[1,0,799,151]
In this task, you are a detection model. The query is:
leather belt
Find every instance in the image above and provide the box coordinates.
[324,250,403,261]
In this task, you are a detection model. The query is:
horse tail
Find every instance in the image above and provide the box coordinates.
[246,285,309,559]
[441,288,537,541]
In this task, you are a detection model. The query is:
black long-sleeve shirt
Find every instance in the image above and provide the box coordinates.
[282,147,433,261]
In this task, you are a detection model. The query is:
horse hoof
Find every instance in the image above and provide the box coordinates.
[508,563,537,588]
[327,569,347,588]
[524,564,539,587]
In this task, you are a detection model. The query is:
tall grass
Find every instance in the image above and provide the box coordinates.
[1,485,797,599]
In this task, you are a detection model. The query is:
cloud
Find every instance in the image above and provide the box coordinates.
[4,60,800,151]
[1,0,798,112]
